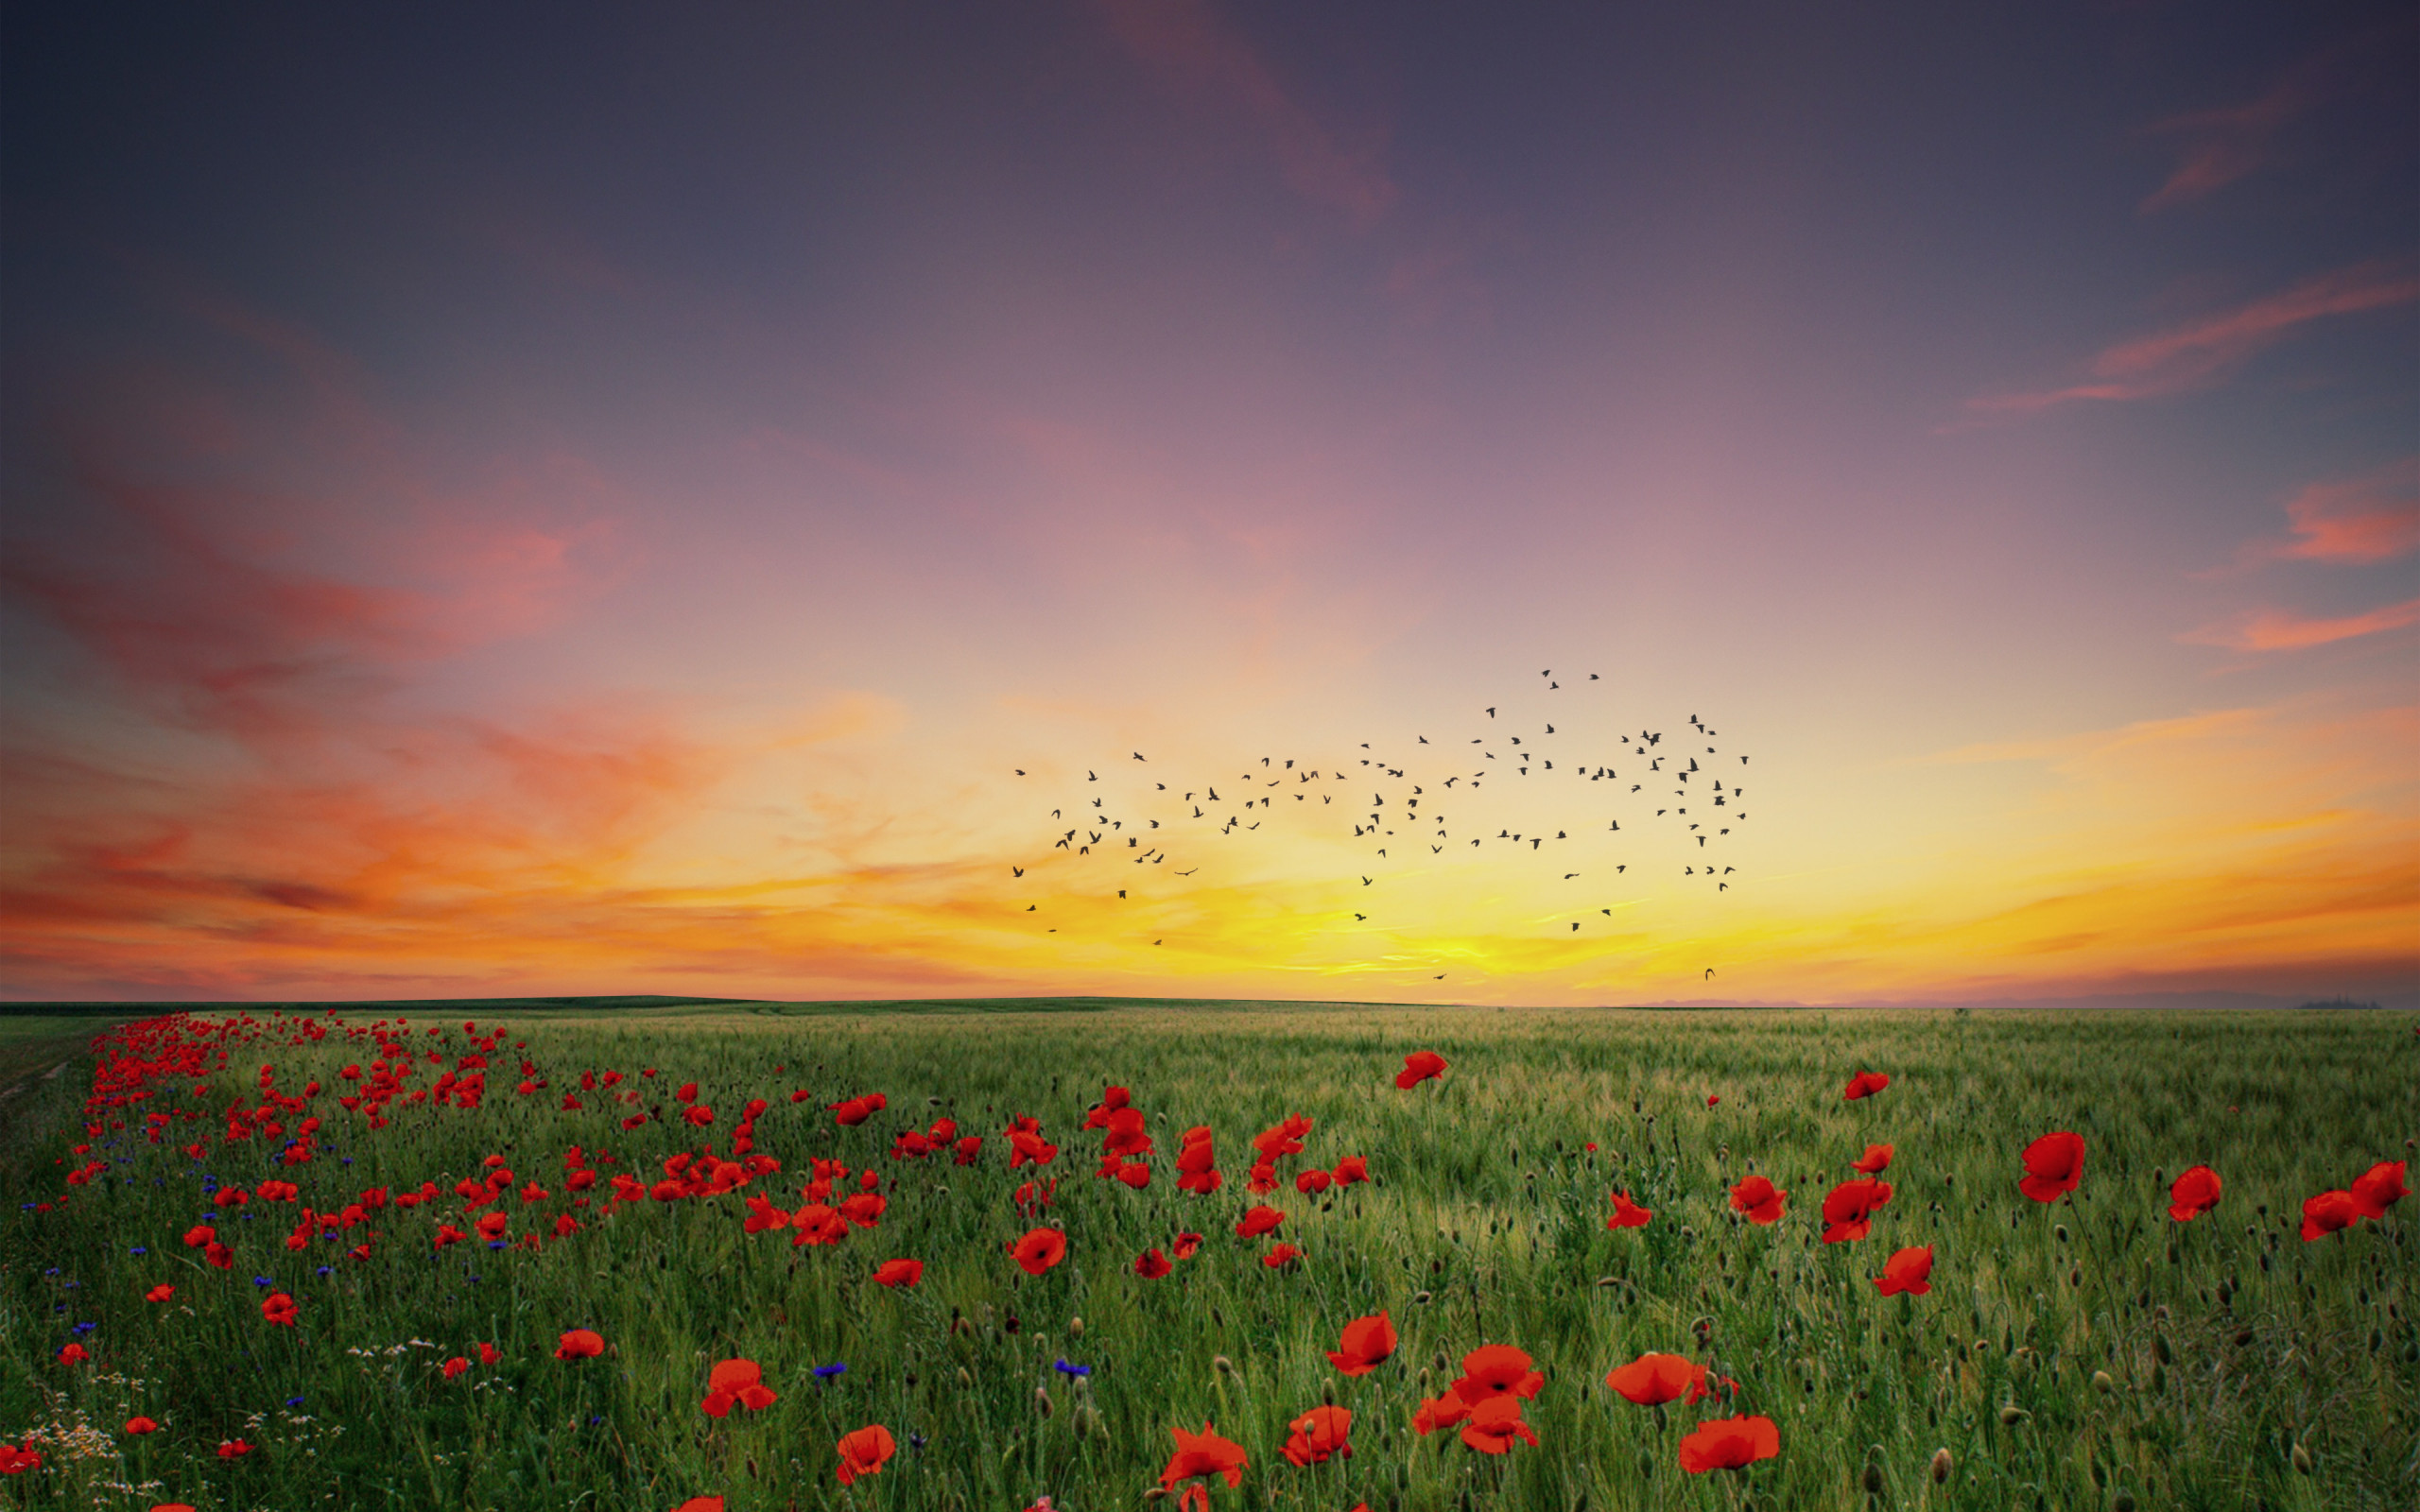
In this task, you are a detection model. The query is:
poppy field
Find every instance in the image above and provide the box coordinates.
[1,1001,2411,1512]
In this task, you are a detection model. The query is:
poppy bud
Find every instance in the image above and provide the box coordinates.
[1929,1448,1952,1484]
[956,1367,973,1389]
[1033,1386,1053,1418]
[1213,1355,1234,1376]
[2053,1225,2067,1244]
[2291,1439,2313,1474]
[2152,1334,2171,1364]
[1411,1290,1432,1305]
[2113,1492,2135,1512]
[2092,1369,2115,1393]
[1860,1462,1884,1494]
[1069,1316,1084,1339]
[1321,1378,1335,1405]
[1997,1405,2029,1425]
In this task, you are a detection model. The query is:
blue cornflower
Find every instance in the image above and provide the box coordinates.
[316,1265,333,1277]
[1054,1359,1091,1378]
[285,1396,305,1408]
[129,1246,147,1256]
[252,1276,274,1287]
[487,1240,508,1250]
[813,1362,848,1381]
[73,1321,97,1335]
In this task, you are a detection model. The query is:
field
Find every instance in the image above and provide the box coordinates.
[0,1001,2411,1512]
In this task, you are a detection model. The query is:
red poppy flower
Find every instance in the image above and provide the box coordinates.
[261,1292,298,1327]
[870,1258,922,1288]
[475,1212,510,1242]
[1394,1051,1447,1090]
[1851,1143,1893,1174]
[1262,1242,1302,1268]
[2300,1189,2360,1241]
[442,1357,469,1379]
[1294,1168,1332,1194]
[1172,1231,1203,1260]
[182,1223,215,1248]
[1282,1403,1352,1466]
[1236,1205,1286,1239]
[1453,1344,1545,1403]
[125,1417,159,1435]
[1728,1175,1787,1225]
[479,1342,500,1365]
[216,1439,252,1458]
[2168,1165,2221,1222]
[2018,1131,2085,1202]
[1011,1227,1067,1275]
[140,1282,171,1306]
[1604,1352,1712,1405]
[683,1106,715,1127]
[1134,1247,1173,1279]
[1842,1070,1890,1101]
[1333,1154,1370,1185]
[58,1342,89,1365]
[1412,1392,1471,1435]
[1325,1312,1397,1375]
[1873,1245,1934,1296]
[835,1423,894,1485]
[2350,1160,2408,1219]
[1159,1420,1250,1503]
[0,1443,41,1474]
[671,1500,724,1512]
[701,1358,778,1417]
[1606,1190,1653,1228]
[676,1082,700,1104]
[1705,1094,1720,1108]
[1459,1396,1539,1454]
[1819,1177,1893,1244]
[556,1329,606,1360]
[1676,1414,1780,1473]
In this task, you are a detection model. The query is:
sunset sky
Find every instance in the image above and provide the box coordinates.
[3,3,2413,1006]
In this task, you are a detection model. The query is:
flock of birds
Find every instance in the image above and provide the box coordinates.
[1007,672,1755,970]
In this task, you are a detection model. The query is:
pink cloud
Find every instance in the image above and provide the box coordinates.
[2138,66,2318,212]
[2180,596,2420,652]
[2205,456,2420,576]
[1969,262,2420,416]
[1097,0,1397,228]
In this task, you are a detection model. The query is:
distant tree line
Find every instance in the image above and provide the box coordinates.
[2297,997,2384,1011]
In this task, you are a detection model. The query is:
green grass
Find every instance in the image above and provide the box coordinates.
[1,1002,2412,1511]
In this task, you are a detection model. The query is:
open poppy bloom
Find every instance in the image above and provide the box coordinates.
[125,1417,159,1435]
[1172,1231,1203,1260]
[835,1423,894,1485]
[1819,1177,1893,1244]
[2351,1160,2408,1219]
[1604,1352,1712,1405]
[1134,1247,1173,1279]
[58,1343,88,1365]
[1458,1396,1539,1454]
[701,1358,777,1417]
[1842,1070,1890,1100]
[1332,1154,1370,1185]
[1281,1404,1352,1466]
[1394,1051,1447,1090]
[1606,1190,1653,1228]
[670,1499,724,1512]
[2018,1131,2085,1202]
[2300,1189,2360,1240]
[1011,1227,1067,1275]
[216,1439,252,1458]
[261,1292,298,1326]
[1236,1205,1286,1239]
[1729,1175,1787,1225]
[556,1329,606,1360]
[1160,1420,1250,1511]
[1453,1344,1545,1403]
[2168,1165,2221,1222]
[1873,1245,1934,1296]
[1705,1093,1720,1108]
[1325,1312,1396,1375]
[442,1357,469,1379]
[1412,1391,1471,1435]
[1851,1143,1893,1174]
[1676,1414,1780,1472]
[872,1259,923,1288]
[145,1283,175,1303]
[1261,1242,1302,1268]
[0,1443,42,1474]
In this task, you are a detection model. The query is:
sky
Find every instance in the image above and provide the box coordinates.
[2,2,2413,1007]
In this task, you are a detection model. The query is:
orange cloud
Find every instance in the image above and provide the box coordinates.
[2180,597,2420,652]
[2138,65,2318,212]
[1097,0,1397,228]
[1969,262,2420,415]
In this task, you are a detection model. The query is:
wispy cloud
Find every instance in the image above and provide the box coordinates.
[2203,456,2420,576]
[2178,597,2420,653]
[1968,262,2419,416]
[2139,63,2322,212]
[1097,0,1397,228]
